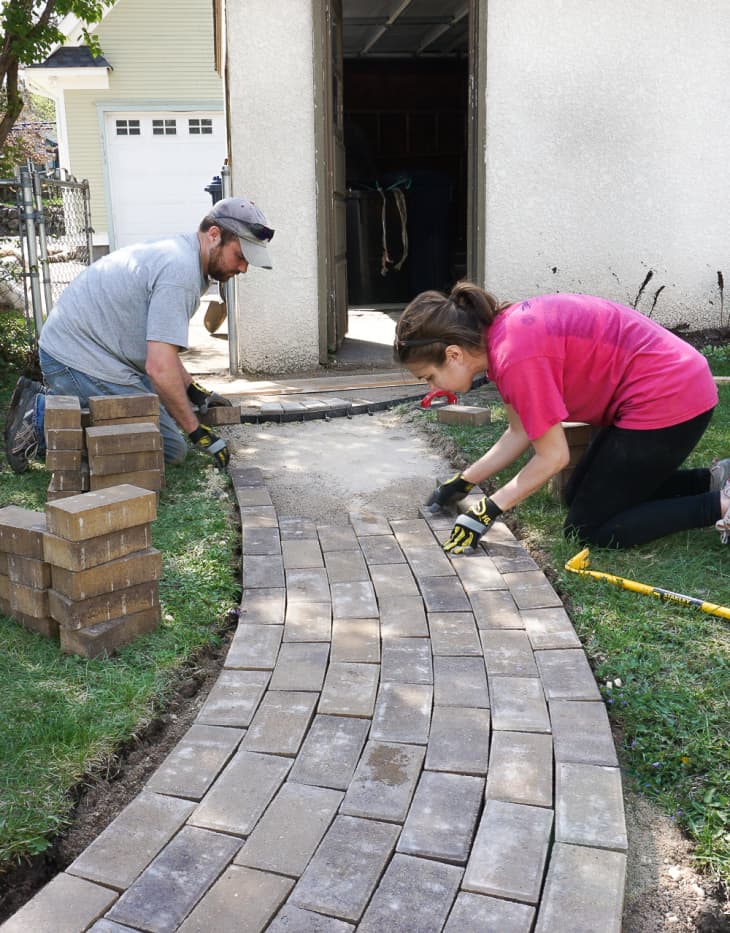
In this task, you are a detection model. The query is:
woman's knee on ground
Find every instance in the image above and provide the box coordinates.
[563,512,618,549]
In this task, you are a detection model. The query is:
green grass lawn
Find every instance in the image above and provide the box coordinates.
[430,370,730,890]
[0,323,240,869]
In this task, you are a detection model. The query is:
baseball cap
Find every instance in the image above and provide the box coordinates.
[208,196,274,269]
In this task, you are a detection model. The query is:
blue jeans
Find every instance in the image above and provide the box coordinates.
[39,348,188,464]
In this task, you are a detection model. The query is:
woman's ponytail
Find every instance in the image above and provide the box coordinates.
[394,281,506,365]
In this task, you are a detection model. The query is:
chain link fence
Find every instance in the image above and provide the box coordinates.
[0,167,93,347]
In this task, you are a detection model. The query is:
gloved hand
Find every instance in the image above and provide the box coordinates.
[188,424,230,470]
[187,380,232,415]
[443,496,503,555]
[425,472,474,513]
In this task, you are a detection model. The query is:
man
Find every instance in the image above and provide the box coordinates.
[4,196,273,472]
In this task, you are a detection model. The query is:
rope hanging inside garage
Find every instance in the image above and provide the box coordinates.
[377,178,410,276]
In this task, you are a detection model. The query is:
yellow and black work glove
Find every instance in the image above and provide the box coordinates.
[425,472,475,513]
[443,495,502,555]
[187,380,232,416]
[188,424,230,470]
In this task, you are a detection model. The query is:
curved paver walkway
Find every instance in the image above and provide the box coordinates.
[3,459,628,933]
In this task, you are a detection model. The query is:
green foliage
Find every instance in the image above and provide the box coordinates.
[430,379,730,889]
[0,310,36,371]
[0,1,114,155]
[0,364,240,868]
[1,1,110,66]
[0,88,57,176]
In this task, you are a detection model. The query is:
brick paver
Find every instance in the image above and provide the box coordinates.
[8,447,627,931]
[1,873,118,932]
[425,705,491,775]
[177,866,292,933]
[397,771,484,863]
[341,740,425,822]
[269,641,330,691]
[145,723,243,800]
[319,661,379,716]
[485,730,553,807]
[357,854,462,932]
[67,792,196,889]
[235,782,343,876]
[290,815,399,921]
[535,843,627,932]
[189,750,291,835]
[195,669,269,727]
[105,826,240,932]
[462,799,553,904]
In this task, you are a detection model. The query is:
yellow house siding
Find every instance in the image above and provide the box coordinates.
[61,0,222,237]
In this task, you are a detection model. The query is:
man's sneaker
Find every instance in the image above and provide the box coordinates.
[4,376,43,473]
[710,457,730,492]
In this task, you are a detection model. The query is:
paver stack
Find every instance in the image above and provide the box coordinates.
[87,395,164,492]
[548,422,599,501]
[44,484,162,658]
[0,506,56,638]
[45,395,88,501]
[1,481,163,658]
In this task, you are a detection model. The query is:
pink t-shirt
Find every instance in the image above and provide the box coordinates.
[486,294,718,440]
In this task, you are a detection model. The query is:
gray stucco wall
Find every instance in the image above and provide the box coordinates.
[483,0,730,329]
[226,1,320,373]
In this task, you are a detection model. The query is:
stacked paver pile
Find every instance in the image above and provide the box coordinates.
[45,396,88,501]
[0,505,56,639]
[44,484,162,658]
[44,394,166,500]
[87,395,164,492]
[549,422,599,500]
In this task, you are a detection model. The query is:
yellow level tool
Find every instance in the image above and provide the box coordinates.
[565,548,730,621]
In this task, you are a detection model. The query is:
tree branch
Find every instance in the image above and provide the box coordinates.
[0,59,24,153]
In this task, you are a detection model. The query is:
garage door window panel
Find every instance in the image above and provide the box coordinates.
[116,119,140,136]
[189,118,213,135]
[153,119,177,136]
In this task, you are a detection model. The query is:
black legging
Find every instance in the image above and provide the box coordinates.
[564,408,719,548]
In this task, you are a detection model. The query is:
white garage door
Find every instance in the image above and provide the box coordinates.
[105,110,226,247]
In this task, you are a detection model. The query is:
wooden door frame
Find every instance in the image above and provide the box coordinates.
[314,0,488,352]
[312,0,332,365]
[467,0,488,286]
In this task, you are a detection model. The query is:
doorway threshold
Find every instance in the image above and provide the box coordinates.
[349,303,405,313]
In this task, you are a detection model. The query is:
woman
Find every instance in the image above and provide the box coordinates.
[395,282,728,552]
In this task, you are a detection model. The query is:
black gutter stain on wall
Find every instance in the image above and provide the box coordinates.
[718,270,725,326]
[633,270,654,308]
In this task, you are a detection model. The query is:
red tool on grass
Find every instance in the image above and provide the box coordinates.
[420,389,457,409]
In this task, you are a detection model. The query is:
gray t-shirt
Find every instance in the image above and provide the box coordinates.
[39,232,207,385]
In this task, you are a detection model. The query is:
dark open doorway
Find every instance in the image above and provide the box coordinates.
[329,3,470,370]
[344,57,468,307]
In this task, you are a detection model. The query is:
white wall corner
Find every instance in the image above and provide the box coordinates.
[225,0,320,374]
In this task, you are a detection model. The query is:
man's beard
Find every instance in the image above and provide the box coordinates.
[207,242,232,282]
